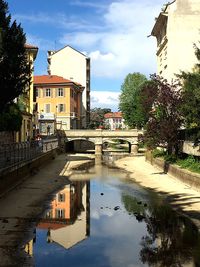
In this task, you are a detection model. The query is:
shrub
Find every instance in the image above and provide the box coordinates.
[152,148,166,158]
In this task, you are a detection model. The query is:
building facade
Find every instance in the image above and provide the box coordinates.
[16,44,38,142]
[151,0,200,82]
[47,45,90,128]
[33,75,84,134]
[104,112,127,130]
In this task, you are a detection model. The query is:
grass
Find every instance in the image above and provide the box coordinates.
[152,149,200,174]
[176,156,200,174]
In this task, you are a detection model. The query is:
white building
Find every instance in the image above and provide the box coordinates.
[151,0,200,82]
[47,45,90,128]
[104,112,127,130]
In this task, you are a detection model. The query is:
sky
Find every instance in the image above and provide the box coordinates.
[7,0,165,111]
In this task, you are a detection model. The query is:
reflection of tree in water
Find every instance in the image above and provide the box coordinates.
[122,194,200,267]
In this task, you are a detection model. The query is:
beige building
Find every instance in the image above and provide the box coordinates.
[47,45,90,128]
[151,0,200,82]
[33,75,84,134]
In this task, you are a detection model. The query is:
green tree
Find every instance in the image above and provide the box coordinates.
[0,103,22,131]
[88,108,111,129]
[119,72,147,128]
[177,44,200,129]
[0,0,31,112]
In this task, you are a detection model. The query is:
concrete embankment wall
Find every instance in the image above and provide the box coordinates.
[0,149,58,195]
[146,151,200,191]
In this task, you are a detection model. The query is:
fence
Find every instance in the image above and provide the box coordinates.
[0,138,58,170]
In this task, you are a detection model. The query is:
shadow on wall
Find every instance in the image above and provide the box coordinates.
[65,140,95,154]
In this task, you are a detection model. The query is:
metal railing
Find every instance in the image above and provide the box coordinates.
[0,138,58,170]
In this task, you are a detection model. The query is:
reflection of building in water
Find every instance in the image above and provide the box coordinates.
[24,239,34,256]
[37,181,90,249]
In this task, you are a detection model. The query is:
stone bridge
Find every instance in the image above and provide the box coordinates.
[64,129,142,155]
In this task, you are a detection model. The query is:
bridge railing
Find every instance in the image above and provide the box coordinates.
[0,138,58,171]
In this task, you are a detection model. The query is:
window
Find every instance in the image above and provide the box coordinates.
[58,104,65,112]
[46,210,53,218]
[58,193,65,202]
[55,209,65,218]
[35,88,39,97]
[58,88,64,97]
[45,88,51,97]
[45,104,50,113]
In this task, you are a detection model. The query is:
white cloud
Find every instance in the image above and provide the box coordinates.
[14,12,98,31]
[26,34,54,51]
[16,0,165,79]
[59,0,164,78]
[69,0,108,9]
[91,91,120,110]
[91,208,114,219]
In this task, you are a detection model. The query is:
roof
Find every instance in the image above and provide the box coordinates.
[47,45,88,58]
[25,43,38,49]
[25,43,38,60]
[151,1,176,37]
[104,112,123,119]
[34,75,83,87]
[151,12,168,37]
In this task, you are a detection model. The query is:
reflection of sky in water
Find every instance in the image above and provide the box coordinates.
[33,165,198,267]
[33,167,149,267]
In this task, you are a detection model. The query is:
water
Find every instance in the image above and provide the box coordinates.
[27,164,200,267]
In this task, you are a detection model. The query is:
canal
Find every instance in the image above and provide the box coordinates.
[0,154,200,266]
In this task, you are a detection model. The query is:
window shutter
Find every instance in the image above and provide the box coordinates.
[43,89,46,98]
[57,104,60,113]
[63,104,65,112]
[45,104,50,113]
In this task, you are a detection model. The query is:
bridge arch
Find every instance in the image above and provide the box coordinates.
[102,138,131,153]
[65,138,95,153]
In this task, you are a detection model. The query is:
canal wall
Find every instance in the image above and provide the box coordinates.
[0,148,58,196]
[145,151,200,191]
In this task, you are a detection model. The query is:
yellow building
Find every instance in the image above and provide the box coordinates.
[33,75,84,134]
[151,0,200,82]
[16,44,38,142]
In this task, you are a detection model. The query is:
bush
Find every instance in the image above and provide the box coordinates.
[152,148,166,158]
[164,154,177,163]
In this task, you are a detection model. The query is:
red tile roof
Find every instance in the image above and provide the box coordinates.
[25,43,38,49]
[37,222,66,230]
[104,112,123,118]
[34,75,82,86]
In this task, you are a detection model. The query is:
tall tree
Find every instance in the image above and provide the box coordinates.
[0,0,31,112]
[144,75,183,154]
[119,72,147,128]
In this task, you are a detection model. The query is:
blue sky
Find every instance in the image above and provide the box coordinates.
[7,0,165,111]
